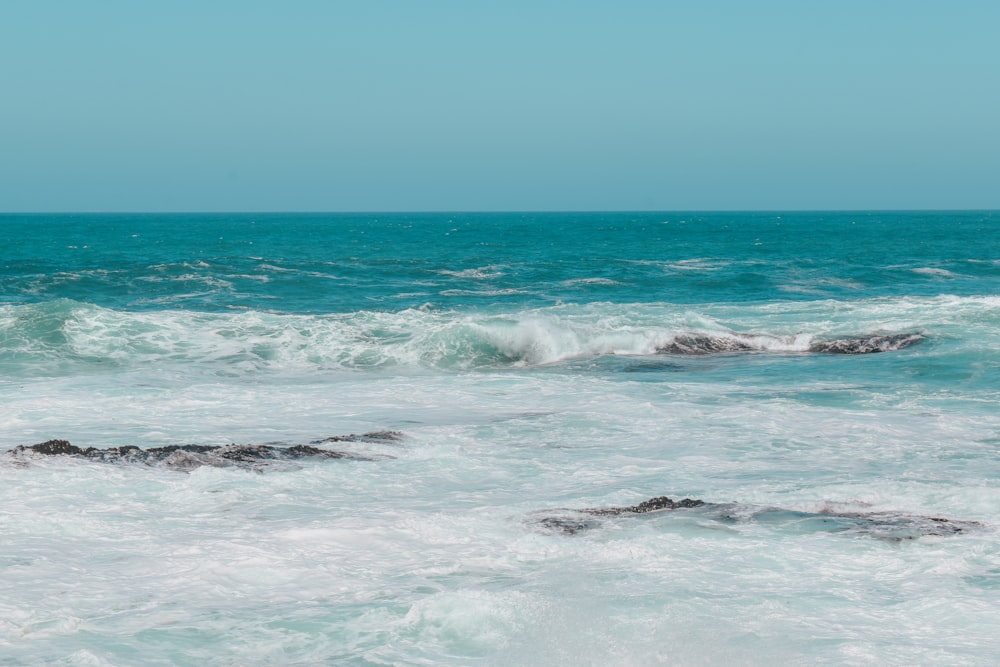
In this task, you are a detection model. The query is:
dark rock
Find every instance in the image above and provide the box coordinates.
[534,495,983,541]
[809,333,923,354]
[311,430,404,444]
[654,332,923,356]
[656,335,756,355]
[7,435,396,470]
[286,444,351,458]
[584,495,706,516]
[17,440,83,456]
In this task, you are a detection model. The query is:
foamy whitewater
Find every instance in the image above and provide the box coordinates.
[2,212,999,665]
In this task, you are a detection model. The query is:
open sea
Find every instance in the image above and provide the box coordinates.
[2,211,999,666]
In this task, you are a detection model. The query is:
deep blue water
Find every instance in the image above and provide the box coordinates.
[2,211,997,313]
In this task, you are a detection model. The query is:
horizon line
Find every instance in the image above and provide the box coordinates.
[2,208,998,216]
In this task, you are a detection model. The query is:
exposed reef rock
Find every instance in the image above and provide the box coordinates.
[655,335,757,355]
[584,495,706,515]
[655,332,923,356]
[807,333,924,354]
[21,439,78,456]
[311,430,404,444]
[532,495,982,542]
[6,433,399,471]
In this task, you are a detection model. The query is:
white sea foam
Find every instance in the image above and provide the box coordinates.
[1,296,998,378]
[912,267,957,277]
[438,288,529,297]
[3,359,998,664]
[4,212,999,664]
[560,277,622,286]
[666,258,727,271]
[1,291,996,660]
[438,267,505,279]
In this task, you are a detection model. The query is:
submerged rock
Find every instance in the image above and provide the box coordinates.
[532,495,982,542]
[6,433,398,470]
[533,515,603,535]
[622,361,686,373]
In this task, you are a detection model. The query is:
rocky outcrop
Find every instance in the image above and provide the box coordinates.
[654,332,923,356]
[6,433,400,470]
[532,494,982,542]
[808,333,923,354]
[583,495,706,515]
[311,430,403,444]
[655,335,757,355]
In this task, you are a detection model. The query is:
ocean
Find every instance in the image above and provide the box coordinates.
[1,211,998,665]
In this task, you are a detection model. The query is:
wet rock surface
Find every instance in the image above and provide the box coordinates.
[532,495,983,542]
[311,430,403,444]
[808,333,924,354]
[5,433,400,470]
[583,495,706,515]
[655,335,757,355]
[655,332,923,356]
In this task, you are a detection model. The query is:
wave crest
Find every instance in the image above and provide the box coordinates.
[0,298,979,377]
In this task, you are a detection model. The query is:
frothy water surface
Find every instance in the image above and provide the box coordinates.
[2,212,999,665]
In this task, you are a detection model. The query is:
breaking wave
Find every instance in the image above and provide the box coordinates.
[1,297,994,376]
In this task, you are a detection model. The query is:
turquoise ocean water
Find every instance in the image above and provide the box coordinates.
[2,212,999,665]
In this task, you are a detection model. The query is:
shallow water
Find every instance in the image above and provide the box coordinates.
[2,212,999,665]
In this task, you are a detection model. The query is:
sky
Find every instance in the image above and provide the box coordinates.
[1,0,998,212]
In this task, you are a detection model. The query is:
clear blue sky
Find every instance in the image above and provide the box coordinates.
[2,0,998,211]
